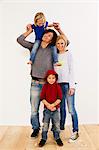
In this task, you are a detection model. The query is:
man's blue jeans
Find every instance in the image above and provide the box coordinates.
[42,108,60,141]
[30,81,43,130]
[60,83,78,132]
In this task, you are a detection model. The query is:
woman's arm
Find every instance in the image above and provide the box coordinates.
[54,23,70,45]
[17,25,33,50]
[68,52,75,92]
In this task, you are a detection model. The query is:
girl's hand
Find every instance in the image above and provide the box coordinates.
[68,88,75,96]
[26,24,33,32]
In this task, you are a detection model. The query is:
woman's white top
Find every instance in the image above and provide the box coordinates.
[54,50,75,89]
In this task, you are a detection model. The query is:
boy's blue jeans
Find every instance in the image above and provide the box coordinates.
[30,81,43,130]
[60,83,79,132]
[42,108,60,141]
[30,40,40,62]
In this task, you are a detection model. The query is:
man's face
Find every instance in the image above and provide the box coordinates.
[42,32,53,43]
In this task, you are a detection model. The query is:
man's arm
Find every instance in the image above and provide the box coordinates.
[17,25,33,50]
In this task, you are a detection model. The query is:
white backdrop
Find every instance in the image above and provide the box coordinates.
[0,0,98,125]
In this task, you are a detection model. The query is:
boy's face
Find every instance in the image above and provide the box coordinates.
[36,18,44,26]
[47,74,56,84]
[42,32,53,43]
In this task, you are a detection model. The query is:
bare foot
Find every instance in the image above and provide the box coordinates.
[54,62,62,66]
[27,60,32,64]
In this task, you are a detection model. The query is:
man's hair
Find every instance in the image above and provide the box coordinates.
[43,29,58,46]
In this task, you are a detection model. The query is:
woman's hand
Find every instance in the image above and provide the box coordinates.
[53,22,60,31]
[68,88,75,96]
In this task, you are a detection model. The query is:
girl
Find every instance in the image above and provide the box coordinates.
[27,12,60,66]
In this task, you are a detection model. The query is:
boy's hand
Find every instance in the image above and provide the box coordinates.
[46,103,56,111]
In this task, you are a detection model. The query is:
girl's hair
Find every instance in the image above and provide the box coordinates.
[34,12,46,26]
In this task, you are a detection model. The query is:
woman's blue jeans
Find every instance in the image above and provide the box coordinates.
[60,83,78,132]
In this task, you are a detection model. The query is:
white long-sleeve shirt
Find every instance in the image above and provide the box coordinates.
[54,50,75,89]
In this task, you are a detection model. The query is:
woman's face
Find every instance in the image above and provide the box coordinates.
[42,32,53,43]
[56,39,66,52]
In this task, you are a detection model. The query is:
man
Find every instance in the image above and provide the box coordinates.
[17,24,63,137]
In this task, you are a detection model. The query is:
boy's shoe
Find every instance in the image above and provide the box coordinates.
[56,138,63,146]
[68,131,79,143]
[31,129,39,137]
[39,139,46,147]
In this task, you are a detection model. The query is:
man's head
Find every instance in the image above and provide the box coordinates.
[42,29,57,46]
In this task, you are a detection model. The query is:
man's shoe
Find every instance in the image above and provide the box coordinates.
[39,139,46,147]
[31,129,39,137]
[68,131,79,143]
[56,138,63,146]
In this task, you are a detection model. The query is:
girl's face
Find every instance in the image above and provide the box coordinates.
[47,74,56,84]
[56,39,66,53]
[42,32,53,43]
[36,18,44,26]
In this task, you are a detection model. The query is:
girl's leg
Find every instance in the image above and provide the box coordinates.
[51,46,58,64]
[30,40,40,63]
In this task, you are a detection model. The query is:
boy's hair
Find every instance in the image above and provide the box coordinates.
[43,29,58,46]
[34,12,46,26]
[44,70,58,82]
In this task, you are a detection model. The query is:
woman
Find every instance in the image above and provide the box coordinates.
[54,35,79,142]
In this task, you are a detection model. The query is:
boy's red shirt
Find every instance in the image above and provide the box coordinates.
[40,82,62,109]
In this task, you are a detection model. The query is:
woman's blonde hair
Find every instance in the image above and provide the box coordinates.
[56,34,70,47]
[34,12,46,26]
